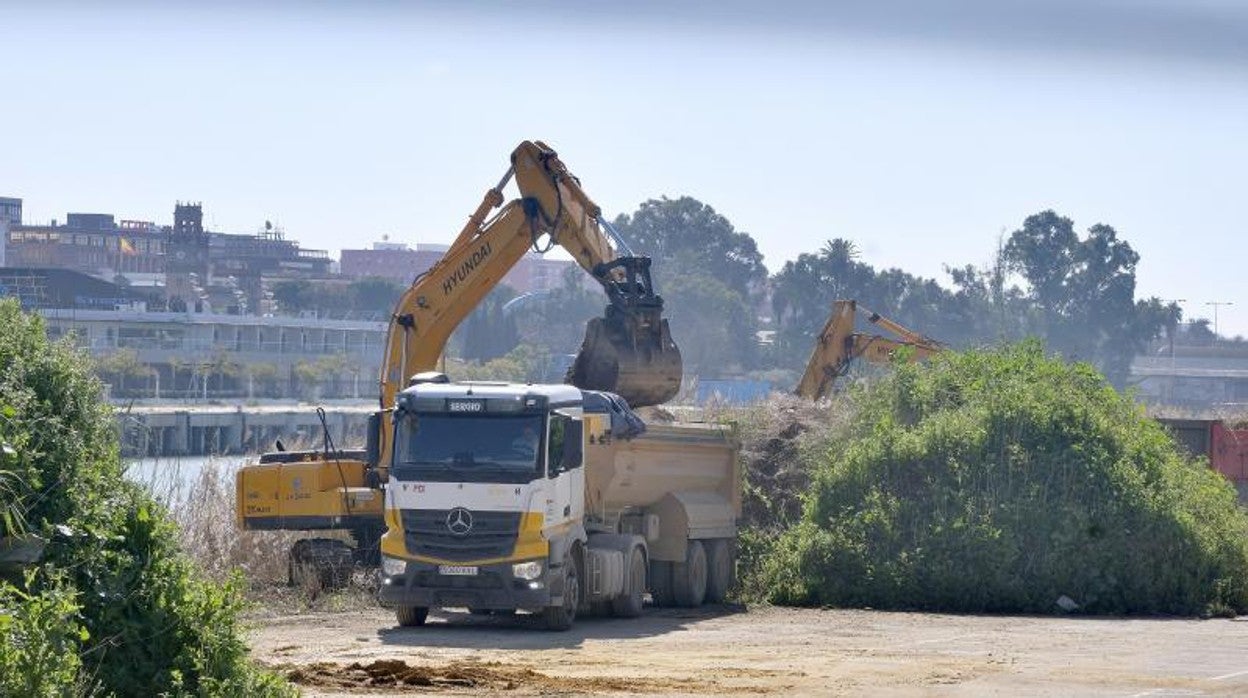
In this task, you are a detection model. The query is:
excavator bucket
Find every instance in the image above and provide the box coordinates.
[567,309,682,407]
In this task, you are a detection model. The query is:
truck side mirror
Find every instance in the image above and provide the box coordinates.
[560,419,583,472]
[365,411,383,468]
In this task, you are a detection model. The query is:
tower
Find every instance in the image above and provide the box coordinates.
[165,202,210,312]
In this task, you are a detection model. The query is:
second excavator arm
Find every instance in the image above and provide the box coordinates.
[794,299,943,401]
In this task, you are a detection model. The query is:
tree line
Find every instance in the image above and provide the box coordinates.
[269,197,1185,391]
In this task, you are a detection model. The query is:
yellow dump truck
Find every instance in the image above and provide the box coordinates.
[375,376,739,630]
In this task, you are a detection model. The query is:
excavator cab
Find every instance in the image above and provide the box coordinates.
[566,256,682,407]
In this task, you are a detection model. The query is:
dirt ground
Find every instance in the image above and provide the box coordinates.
[248,604,1248,696]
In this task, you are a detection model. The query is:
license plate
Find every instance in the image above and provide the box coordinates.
[438,565,479,576]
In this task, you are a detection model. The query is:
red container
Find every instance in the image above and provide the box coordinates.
[1211,422,1248,484]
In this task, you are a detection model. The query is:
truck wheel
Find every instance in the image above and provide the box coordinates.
[672,540,707,608]
[543,555,580,631]
[649,560,676,607]
[705,539,736,603]
[395,605,428,627]
[611,546,647,618]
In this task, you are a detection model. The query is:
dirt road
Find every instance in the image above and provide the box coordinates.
[249,605,1248,696]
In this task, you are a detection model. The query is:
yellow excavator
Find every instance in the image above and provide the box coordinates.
[794,299,943,401]
[236,141,682,584]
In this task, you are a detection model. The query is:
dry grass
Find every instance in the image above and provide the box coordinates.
[130,453,379,614]
[174,463,304,585]
[720,392,856,534]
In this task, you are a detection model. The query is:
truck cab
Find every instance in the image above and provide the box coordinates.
[378,377,739,631]
[378,380,595,629]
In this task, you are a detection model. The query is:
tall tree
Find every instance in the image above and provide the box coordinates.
[270,279,312,315]
[350,276,405,316]
[510,266,604,356]
[1002,210,1171,385]
[612,197,767,374]
[612,196,766,296]
[771,239,973,371]
[456,285,521,362]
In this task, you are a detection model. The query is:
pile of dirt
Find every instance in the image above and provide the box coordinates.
[287,660,519,689]
[285,659,723,693]
[732,394,848,534]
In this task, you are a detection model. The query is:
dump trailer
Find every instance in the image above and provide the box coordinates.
[376,377,739,630]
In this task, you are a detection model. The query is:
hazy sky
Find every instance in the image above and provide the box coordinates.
[3,1,1246,336]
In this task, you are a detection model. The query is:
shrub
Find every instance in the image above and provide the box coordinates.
[0,300,293,695]
[717,394,850,600]
[760,342,1248,615]
[0,572,84,697]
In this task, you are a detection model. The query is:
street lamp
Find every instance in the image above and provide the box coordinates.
[1205,301,1233,338]
[1163,300,1186,403]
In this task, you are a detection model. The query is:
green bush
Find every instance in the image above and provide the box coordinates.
[0,572,84,697]
[0,300,292,696]
[759,342,1248,615]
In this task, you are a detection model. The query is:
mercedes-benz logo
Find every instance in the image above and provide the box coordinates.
[446,507,473,536]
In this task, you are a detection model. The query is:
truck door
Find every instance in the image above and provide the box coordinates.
[546,412,585,526]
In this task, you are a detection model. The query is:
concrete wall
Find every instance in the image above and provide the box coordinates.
[116,404,374,457]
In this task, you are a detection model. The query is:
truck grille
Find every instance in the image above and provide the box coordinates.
[412,570,504,590]
[401,509,522,562]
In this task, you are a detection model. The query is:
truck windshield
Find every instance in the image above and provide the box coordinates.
[392,413,544,484]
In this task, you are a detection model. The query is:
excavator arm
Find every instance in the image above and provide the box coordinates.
[795,299,943,401]
[236,141,681,564]
[378,141,681,460]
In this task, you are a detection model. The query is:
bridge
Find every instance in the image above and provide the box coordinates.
[115,403,374,457]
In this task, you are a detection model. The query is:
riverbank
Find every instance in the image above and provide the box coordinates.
[113,401,372,457]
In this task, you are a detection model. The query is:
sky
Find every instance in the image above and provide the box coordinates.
[3,1,1247,336]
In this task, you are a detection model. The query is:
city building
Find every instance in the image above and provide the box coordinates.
[340,239,583,293]
[4,200,331,314]
[1131,344,1248,409]
[340,241,444,284]
[210,222,332,299]
[41,308,386,400]
[0,197,21,226]
[6,212,166,278]
[0,267,155,311]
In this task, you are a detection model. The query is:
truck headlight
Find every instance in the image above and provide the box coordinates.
[512,560,543,580]
[382,556,407,577]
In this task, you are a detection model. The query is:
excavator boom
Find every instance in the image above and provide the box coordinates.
[795,299,943,401]
[237,140,682,582]
[380,140,681,422]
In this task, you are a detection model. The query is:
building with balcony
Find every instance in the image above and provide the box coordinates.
[41,308,386,400]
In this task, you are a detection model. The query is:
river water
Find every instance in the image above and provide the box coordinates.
[125,454,249,506]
